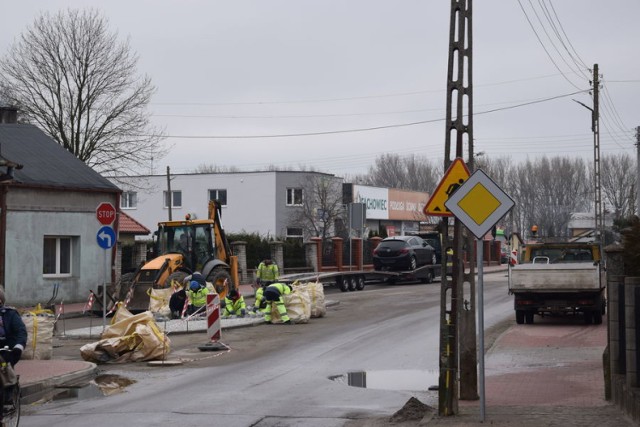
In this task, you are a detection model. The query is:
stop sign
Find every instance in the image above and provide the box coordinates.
[96,202,116,225]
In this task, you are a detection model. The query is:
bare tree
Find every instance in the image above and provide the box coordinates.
[0,9,164,178]
[288,175,344,240]
[359,153,441,192]
[192,164,240,173]
[508,156,590,238]
[600,153,636,221]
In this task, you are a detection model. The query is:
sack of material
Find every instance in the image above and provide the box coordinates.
[22,306,55,360]
[293,281,326,318]
[148,287,174,317]
[271,287,311,324]
[80,305,171,364]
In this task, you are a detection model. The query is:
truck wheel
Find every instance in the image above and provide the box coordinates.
[583,311,593,325]
[409,256,417,271]
[421,270,433,284]
[515,310,525,324]
[525,312,534,324]
[347,276,357,291]
[208,268,233,299]
[336,277,349,292]
[355,275,366,290]
[593,310,603,325]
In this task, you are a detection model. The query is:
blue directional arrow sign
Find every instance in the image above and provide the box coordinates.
[97,225,116,249]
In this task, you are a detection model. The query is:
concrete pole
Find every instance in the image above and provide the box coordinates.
[636,127,640,216]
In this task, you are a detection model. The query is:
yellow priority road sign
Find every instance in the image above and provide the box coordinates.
[444,168,515,239]
[423,157,471,216]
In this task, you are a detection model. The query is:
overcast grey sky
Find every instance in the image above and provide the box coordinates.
[1,1,638,177]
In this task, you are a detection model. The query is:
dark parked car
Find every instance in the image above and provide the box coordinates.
[373,236,437,271]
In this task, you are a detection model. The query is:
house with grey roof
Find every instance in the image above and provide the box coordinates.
[0,109,121,306]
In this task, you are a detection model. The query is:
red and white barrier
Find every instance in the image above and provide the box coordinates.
[205,293,221,342]
[510,250,518,266]
[123,287,134,308]
[55,301,64,320]
[83,292,95,314]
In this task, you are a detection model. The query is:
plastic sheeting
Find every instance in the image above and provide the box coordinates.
[80,306,170,364]
[293,281,326,318]
[270,281,328,324]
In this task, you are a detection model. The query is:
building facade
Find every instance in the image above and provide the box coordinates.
[115,173,433,241]
[114,170,343,240]
[0,121,121,305]
[343,184,432,237]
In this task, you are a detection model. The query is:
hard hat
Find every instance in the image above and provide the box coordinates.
[189,281,201,292]
[191,272,206,286]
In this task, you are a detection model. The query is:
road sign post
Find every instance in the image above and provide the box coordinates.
[96,202,116,329]
[444,169,515,421]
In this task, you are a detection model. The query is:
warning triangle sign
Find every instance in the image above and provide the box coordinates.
[423,158,471,217]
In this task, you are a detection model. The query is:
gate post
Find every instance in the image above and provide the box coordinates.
[624,277,640,387]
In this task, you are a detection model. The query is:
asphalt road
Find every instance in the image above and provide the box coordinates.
[23,274,514,427]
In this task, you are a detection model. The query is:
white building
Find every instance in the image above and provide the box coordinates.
[114,170,342,239]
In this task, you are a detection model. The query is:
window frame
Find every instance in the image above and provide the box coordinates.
[208,189,228,206]
[163,190,182,208]
[121,191,138,209]
[43,236,73,278]
[286,188,303,206]
[286,227,304,239]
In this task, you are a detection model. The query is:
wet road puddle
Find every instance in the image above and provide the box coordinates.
[329,369,439,391]
[53,374,136,400]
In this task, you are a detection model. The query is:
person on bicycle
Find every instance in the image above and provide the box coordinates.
[0,288,27,367]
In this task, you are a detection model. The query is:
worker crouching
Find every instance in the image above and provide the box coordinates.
[263,283,293,324]
[186,273,209,316]
[223,289,246,318]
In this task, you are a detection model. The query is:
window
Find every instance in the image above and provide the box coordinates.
[286,188,303,206]
[163,190,182,208]
[43,237,72,276]
[121,191,137,209]
[208,189,227,206]
[286,227,303,238]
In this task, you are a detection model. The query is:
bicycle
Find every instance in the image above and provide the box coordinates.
[0,347,20,427]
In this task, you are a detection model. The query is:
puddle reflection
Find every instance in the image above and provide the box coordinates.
[52,374,136,401]
[329,369,439,391]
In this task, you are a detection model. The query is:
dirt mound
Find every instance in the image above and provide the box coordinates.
[389,397,434,423]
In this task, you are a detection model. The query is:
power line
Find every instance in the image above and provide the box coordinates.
[517,0,584,90]
[151,90,588,139]
[150,72,579,108]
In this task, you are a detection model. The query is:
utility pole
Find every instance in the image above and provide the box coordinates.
[636,127,640,216]
[439,0,477,416]
[166,166,172,221]
[592,65,603,242]
[574,65,603,242]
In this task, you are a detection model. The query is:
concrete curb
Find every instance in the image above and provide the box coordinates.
[19,361,98,404]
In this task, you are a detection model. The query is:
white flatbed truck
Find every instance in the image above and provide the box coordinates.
[508,241,606,324]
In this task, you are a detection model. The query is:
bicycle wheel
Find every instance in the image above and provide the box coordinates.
[2,382,20,427]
